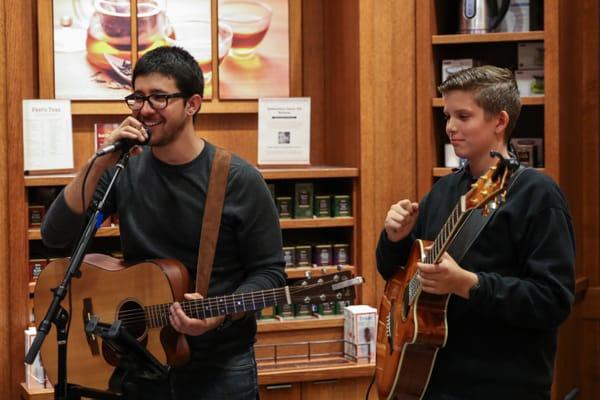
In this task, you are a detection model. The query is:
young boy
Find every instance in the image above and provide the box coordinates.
[376,66,575,399]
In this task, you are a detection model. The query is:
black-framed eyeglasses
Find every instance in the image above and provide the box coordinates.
[124,92,186,111]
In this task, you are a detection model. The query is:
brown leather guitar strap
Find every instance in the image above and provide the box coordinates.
[195,148,232,296]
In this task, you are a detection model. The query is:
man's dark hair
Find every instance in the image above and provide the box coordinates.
[133,46,204,100]
[438,65,521,142]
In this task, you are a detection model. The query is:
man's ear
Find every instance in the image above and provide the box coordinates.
[186,94,202,115]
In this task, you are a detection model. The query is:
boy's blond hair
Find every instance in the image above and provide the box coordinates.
[438,65,522,142]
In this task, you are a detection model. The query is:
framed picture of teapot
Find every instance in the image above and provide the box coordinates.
[50,0,290,101]
[52,0,215,100]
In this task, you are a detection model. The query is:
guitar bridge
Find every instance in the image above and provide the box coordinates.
[387,301,395,354]
[82,298,100,356]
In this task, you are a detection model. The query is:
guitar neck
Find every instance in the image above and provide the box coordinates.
[145,286,291,328]
[425,198,473,264]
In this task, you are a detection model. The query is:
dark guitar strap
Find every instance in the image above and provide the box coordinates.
[195,148,232,296]
[447,166,527,263]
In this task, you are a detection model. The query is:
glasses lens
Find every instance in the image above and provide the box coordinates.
[126,96,144,110]
[148,95,168,110]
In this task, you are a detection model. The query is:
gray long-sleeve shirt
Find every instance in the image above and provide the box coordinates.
[42,141,286,356]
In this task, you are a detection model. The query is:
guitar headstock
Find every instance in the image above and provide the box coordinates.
[289,271,363,304]
[464,152,518,215]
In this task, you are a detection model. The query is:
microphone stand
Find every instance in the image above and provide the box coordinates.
[25,150,131,400]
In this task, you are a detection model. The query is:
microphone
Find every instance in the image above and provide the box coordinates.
[95,128,152,157]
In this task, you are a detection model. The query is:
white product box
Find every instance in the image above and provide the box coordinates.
[498,0,530,32]
[515,69,544,96]
[518,42,544,70]
[24,327,48,389]
[441,59,476,83]
[344,305,377,364]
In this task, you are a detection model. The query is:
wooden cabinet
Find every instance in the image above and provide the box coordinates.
[260,383,302,400]
[259,377,376,400]
[301,377,375,400]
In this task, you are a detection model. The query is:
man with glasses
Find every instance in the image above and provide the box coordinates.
[41,46,286,399]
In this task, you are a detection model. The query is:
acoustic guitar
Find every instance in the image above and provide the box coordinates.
[34,254,363,391]
[376,158,515,400]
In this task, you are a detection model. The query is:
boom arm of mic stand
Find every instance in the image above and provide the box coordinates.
[25,151,131,399]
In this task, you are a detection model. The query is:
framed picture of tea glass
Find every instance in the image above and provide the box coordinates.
[139,0,216,99]
[218,0,290,99]
[53,0,134,99]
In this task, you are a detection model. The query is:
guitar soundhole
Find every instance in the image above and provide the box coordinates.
[117,300,147,340]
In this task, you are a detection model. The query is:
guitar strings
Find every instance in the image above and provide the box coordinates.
[88,281,342,328]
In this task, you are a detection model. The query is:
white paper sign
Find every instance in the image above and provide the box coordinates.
[258,98,311,165]
[22,99,74,172]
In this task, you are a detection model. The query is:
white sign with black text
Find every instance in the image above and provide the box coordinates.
[258,98,311,165]
[22,99,74,173]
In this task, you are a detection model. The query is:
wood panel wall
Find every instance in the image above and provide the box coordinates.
[2,0,37,398]
[556,0,600,398]
[0,0,12,397]
[358,0,417,306]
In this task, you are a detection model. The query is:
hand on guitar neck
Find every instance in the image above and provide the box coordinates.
[384,199,419,242]
[170,292,226,336]
[417,251,479,299]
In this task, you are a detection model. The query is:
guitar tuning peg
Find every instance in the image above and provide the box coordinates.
[305,271,312,280]
[482,206,490,216]
[471,183,478,188]
[489,201,498,210]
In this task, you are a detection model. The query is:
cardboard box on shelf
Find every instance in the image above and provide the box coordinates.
[344,305,377,364]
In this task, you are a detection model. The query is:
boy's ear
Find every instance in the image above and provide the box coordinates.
[495,110,510,138]
[186,94,202,115]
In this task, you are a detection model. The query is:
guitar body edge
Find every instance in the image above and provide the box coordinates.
[33,254,190,391]
[376,240,450,399]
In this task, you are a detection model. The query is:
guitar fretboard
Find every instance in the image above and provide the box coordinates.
[407,200,474,304]
[144,287,289,328]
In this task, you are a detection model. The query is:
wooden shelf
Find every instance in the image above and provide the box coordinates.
[25,174,75,187]
[432,96,544,107]
[285,265,355,279]
[260,166,359,180]
[20,383,53,400]
[28,226,120,240]
[279,217,354,229]
[28,217,354,239]
[257,315,344,333]
[433,167,546,177]
[432,31,545,45]
[258,362,375,386]
[21,364,374,393]
[70,100,258,115]
[24,166,359,187]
